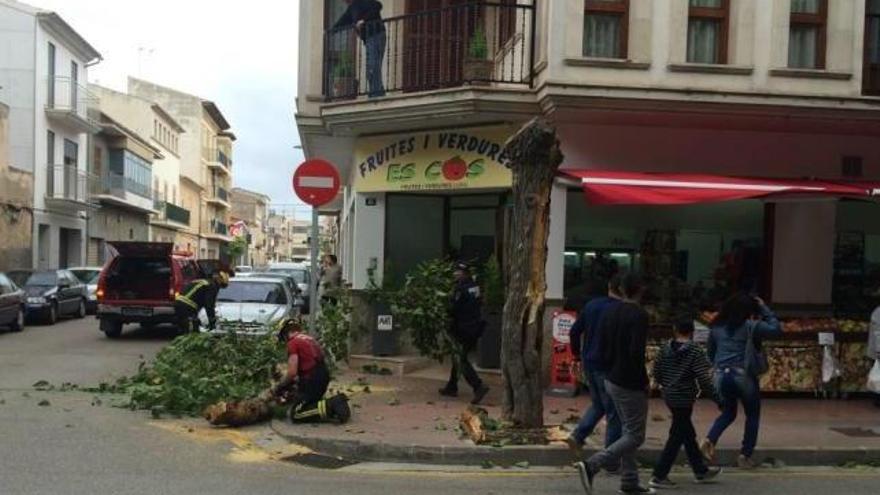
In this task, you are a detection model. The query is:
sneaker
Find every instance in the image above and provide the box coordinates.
[737,454,757,470]
[649,477,677,489]
[699,439,716,462]
[576,461,596,495]
[619,486,657,494]
[471,385,490,405]
[565,435,584,455]
[694,466,722,484]
[438,388,458,397]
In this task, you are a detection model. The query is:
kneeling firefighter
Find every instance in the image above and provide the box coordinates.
[174,271,229,333]
[270,320,351,423]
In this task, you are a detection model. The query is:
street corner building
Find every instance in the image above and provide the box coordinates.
[296,0,880,391]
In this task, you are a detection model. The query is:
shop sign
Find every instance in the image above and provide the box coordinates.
[377,315,393,332]
[353,127,514,192]
[818,332,835,347]
[547,311,579,397]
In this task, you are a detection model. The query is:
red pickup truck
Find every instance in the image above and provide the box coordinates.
[96,242,214,338]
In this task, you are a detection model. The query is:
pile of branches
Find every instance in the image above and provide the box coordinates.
[117,332,286,417]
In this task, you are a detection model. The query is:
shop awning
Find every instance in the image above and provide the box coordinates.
[561,170,880,206]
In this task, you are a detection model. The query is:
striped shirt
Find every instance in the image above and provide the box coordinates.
[652,340,718,408]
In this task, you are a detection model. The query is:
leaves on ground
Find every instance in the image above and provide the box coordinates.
[37,399,51,407]
[33,380,52,391]
[387,397,401,406]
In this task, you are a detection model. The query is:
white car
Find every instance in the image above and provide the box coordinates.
[203,277,295,335]
[68,266,102,313]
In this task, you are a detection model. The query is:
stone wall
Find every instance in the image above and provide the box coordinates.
[0,103,34,271]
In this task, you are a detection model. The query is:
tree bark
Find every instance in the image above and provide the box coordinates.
[499,118,564,427]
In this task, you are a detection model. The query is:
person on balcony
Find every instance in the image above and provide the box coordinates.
[333,0,386,98]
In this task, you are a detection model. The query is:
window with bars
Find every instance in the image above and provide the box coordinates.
[583,0,629,59]
[788,0,827,69]
[687,0,728,64]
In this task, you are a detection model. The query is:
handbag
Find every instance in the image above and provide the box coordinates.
[744,320,769,377]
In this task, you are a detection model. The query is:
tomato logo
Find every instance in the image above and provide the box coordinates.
[442,156,468,181]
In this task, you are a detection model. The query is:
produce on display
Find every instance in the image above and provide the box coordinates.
[838,342,874,392]
[757,344,821,392]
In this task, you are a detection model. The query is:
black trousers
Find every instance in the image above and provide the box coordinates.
[174,302,199,333]
[445,336,483,393]
[652,405,708,479]
[290,361,331,423]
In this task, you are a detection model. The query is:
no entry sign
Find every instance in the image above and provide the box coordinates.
[293,159,341,207]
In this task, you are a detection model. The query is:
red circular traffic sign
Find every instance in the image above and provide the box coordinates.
[292,159,341,207]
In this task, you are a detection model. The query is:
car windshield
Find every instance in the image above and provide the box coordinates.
[26,272,57,286]
[217,281,288,305]
[268,268,308,284]
[7,271,31,287]
[70,269,100,284]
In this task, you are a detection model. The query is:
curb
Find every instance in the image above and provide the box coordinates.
[270,421,880,467]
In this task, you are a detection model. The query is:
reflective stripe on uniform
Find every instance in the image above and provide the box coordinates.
[175,280,209,309]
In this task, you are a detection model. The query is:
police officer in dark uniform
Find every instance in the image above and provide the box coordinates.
[439,262,490,405]
[174,271,229,333]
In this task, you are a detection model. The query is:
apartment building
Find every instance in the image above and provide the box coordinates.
[127,77,235,259]
[297,0,880,343]
[0,0,101,269]
[230,187,271,267]
[0,97,34,271]
[87,112,159,264]
[90,85,192,250]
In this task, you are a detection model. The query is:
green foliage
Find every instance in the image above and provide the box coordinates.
[332,51,353,78]
[225,236,248,264]
[118,332,286,416]
[314,288,353,369]
[391,259,460,362]
[481,254,505,311]
[468,25,488,59]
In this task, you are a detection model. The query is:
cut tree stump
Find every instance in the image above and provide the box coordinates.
[203,399,272,427]
[499,118,564,428]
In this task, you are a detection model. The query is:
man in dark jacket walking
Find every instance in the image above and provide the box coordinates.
[333,0,386,97]
[439,262,490,405]
[567,274,623,456]
[576,273,654,495]
[649,319,722,488]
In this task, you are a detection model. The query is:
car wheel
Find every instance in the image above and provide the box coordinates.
[10,307,25,332]
[47,303,58,325]
[75,299,86,319]
[101,319,123,339]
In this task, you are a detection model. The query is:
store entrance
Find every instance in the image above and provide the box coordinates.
[385,192,504,284]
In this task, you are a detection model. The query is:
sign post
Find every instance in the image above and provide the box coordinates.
[292,159,341,334]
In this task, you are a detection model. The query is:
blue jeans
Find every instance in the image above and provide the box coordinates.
[573,368,622,448]
[365,32,386,98]
[707,367,761,457]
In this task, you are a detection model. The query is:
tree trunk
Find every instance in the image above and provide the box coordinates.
[499,118,564,427]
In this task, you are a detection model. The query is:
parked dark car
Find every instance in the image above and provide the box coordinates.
[23,270,88,324]
[96,242,213,338]
[7,270,32,288]
[0,272,26,332]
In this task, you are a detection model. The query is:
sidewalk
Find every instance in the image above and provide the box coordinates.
[271,362,880,467]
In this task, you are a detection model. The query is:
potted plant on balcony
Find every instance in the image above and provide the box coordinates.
[463,25,493,85]
[331,51,357,99]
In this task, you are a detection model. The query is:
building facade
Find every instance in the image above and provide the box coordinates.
[90,85,191,250]
[127,77,235,259]
[87,112,160,265]
[0,0,101,269]
[297,0,880,357]
[230,187,271,267]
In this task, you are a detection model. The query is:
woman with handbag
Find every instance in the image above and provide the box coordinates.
[700,293,782,469]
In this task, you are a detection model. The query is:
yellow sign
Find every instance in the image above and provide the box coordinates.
[353,127,513,192]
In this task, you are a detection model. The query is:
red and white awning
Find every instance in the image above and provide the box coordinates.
[561,170,880,206]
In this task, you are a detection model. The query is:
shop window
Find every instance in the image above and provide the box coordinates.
[687,0,729,64]
[788,0,827,69]
[583,0,629,59]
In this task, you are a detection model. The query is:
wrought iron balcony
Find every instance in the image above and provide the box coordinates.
[323,1,535,101]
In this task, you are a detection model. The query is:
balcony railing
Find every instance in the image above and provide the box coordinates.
[218,150,231,169]
[154,200,191,226]
[323,1,535,101]
[46,164,93,204]
[211,220,228,236]
[214,186,229,202]
[46,76,96,122]
[99,173,152,200]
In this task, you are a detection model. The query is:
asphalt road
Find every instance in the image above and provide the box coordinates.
[1,317,878,495]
